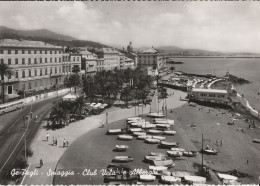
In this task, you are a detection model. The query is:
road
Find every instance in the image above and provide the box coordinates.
[0,96,62,183]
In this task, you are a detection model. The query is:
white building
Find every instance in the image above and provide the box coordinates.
[190,88,228,103]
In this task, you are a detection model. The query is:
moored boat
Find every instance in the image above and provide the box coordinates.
[167,150,183,157]
[137,135,152,140]
[133,132,146,136]
[129,128,143,132]
[148,129,164,135]
[153,159,175,167]
[148,166,168,171]
[253,139,260,143]
[161,176,181,184]
[118,135,133,140]
[183,151,198,157]
[160,141,179,148]
[201,148,218,155]
[163,130,176,135]
[184,176,206,184]
[108,129,123,135]
[142,123,156,129]
[156,124,170,129]
[145,156,168,162]
[152,136,166,140]
[154,119,174,126]
[171,148,185,152]
[113,156,133,163]
[115,145,129,151]
[139,174,156,182]
[147,112,165,118]
[145,138,161,144]
[150,152,166,157]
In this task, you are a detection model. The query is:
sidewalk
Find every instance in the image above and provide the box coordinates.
[22,89,186,184]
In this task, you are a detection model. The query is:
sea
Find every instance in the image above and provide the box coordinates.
[166,57,260,112]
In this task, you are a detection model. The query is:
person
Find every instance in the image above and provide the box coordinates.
[35,115,38,120]
[55,138,57,146]
[53,137,55,145]
[40,158,43,168]
[63,139,66,147]
[220,139,223,146]
[205,145,209,150]
[46,133,49,141]
[66,139,69,147]
[246,160,249,164]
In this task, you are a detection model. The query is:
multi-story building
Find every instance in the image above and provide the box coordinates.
[0,39,65,97]
[96,48,120,70]
[80,50,97,75]
[190,88,228,103]
[69,53,82,73]
[137,47,166,71]
[96,58,104,72]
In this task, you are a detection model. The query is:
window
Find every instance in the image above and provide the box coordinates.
[28,58,31,64]
[50,58,52,63]
[28,70,31,77]
[55,51,57,54]
[55,68,57,74]
[8,74,11,79]
[22,58,25,64]
[0,50,3,54]
[15,58,18,65]
[40,50,42,54]
[55,58,57,63]
[50,68,52,74]
[34,58,37,64]
[35,69,37,76]
[15,71,19,78]
[15,50,18,54]
[45,68,47,75]
[40,69,42,76]
[22,71,25,78]
[34,50,37,54]
[40,58,42,63]
[77,57,79,61]
[8,58,11,65]
[73,57,75,61]
[59,51,61,54]
[0,59,4,64]
[45,58,47,63]
[22,50,25,54]
[8,50,11,54]
[45,50,47,54]
[59,57,61,62]
[28,50,31,54]
[50,51,52,54]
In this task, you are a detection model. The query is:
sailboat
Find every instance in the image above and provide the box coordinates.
[147,89,165,118]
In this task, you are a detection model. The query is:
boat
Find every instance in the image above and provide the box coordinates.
[183,151,198,157]
[107,163,131,171]
[184,176,206,184]
[115,145,129,151]
[145,138,161,144]
[150,152,166,157]
[153,159,175,167]
[160,141,179,148]
[148,166,168,171]
[201,148,218,155]
[154,119,174,126]
[148,129,164,135]
[171,171,191,178]
[118,135,133,140]
[139,174,156,182]
[113,156,133,163]
[129,128,143,132]
[152,136,166,140]
[163,130,176,135]
[137,135,152,140]
[108,129,123,135]
[161,176,181,184]
[167,150,183,157]
[253,139,260,143]
[156,124,170,129]
[147,112,165,118]
[171,148,185,152]
[145,156,168,162]
[127,117,141,121]
[104,174,138,183]
[133,132,146,136]
[217,173,238,182]
[141,123,156,129]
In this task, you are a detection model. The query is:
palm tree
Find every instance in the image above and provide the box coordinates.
[72,96,90,116]
[66,74,81,93]
[49,101,70,127]
[72,65,80,74]
[0,63,13,103]
[120,86,134,106]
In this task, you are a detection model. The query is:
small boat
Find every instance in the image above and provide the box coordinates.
[108,129,123,135]
[156,124,170,129]
[142,123,156,129]
[184,176,206,184]
[167,151,183,157]
[171,148,185,152]
[139,174,156,182]
[154,119,174,126]
[129,122,142,127]
[115,145,129,151]
[183,151,198,157]
[113,156,133,163]
[148,129,164,135]
[104,174,138,183]
[118,135,133,140]
[160,141,179,148]
[171,171,191,178]
[127,117,141,121]
[217,173,238,182]
[253,139,260,143]
[163,130,176,135]
[129,128,143,132]
[161,176,181,184]
[150,152,166,157]
[149,166,168,171]
[147,112,165,118]
[145,138,161,144]
[153,159,175,167]
[133,132,146,136]
[201,148,218,155]
[137,135,152,140]
[152,136,166,140]
[145,156,168,162]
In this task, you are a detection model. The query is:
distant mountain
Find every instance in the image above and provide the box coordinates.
[0,26,108,48]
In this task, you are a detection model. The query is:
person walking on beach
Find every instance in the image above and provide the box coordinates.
[46,133,49,142]
[63,139,66,147]
[55,138,57,146]
[40,158,43,168]
[220,139,223,146]
[66,139,69,147]
[53,137,55,145]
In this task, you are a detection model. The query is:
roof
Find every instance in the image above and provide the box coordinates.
[140,47,158,54]
[192,88,227,94]
[0,39,62,49]
[80,50,92,55]
[97,48,118,54]
[124,56,133,62]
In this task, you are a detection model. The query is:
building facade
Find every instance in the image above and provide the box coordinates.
[190,88,228,103]
[96,48,120,71]
[137,47,166,71]
[80,50,97,75]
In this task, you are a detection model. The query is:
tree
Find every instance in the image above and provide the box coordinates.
[0,63,13,103]
[120,86,134,106]
[65,74,81,93]
[72,65,80,74]
[49,101,70,127]
[72,96,90,116]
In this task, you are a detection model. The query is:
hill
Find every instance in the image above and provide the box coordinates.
[0,26,107,48]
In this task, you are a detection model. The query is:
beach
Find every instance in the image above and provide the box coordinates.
[54,102,260,184]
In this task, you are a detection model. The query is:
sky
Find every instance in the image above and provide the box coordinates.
[0,1,259,53]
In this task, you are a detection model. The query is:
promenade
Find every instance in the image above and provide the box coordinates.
[22,89,187,184]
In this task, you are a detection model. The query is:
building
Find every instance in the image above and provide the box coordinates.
[137,47,166,71]
[69,53,82,73]
[80,50,97,75]
[0,39,66,97]
[96,48,120,70]
[190,88,228,103]
[124,56,135,69]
